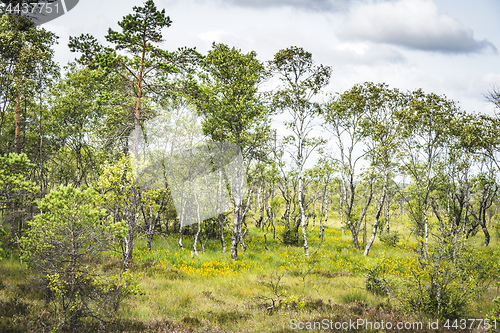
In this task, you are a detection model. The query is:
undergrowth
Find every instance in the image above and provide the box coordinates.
[1,222,498,332]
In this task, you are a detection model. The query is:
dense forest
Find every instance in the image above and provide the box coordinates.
[1,1,500,332]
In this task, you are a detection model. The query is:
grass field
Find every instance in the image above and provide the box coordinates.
[1,216,500,332]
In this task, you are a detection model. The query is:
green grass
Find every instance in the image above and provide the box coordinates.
[1,215,499,332]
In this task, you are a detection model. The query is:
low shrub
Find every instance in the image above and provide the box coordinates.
[400,237,489,320]
[280,228,301,246]
[365,268,391,296]
[401,281,471,320]
[494,222,500,239]
[280,294,305,311]
[378,232,400,247]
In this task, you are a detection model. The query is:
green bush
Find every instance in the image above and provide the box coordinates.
[400,238,488,320]
[280,227,301,246]
[365,268,391,296]
[20,185,135,331]
[494,222,500,239]
[486,295,500,332]
[378,232,400,247]
[377,218,385,234]
[401,281,470,320]
[280,294,305,311]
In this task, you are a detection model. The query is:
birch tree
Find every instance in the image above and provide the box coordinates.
[306,158,336,239]
[194,43,271,260]
[269,46,331,256]
[322,82,379,250]
[360,84,403,256]
[395,89,458,251]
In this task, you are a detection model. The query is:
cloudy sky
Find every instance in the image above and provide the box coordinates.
[45,0,499,117]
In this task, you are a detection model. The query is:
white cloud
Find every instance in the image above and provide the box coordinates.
[337,42,370,55]
[198,30,229,43]
[337,0,496,54]
[482,73,500,87]
[218,0,350,12]
[328,42,407,65]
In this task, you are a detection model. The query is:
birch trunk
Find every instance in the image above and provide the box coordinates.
[424,211,429,252]
[339,187,344,235]
[364,182,387,256]
[481,207,490,246]
[384,196,390,235]
[298,173,309,257]
[230,160,246,260]
[230,204,241,260]
[219,214,226,253]
[320,197,329,239]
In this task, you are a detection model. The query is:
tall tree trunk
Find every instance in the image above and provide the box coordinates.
[343,174,357,246]
[311,195,316,230]
[231,203,241,260]
[230,162,245,260]
[362,215,367,249]
[179,198,187,249]
[146,197,163,251]
[219,214,226,253]
[146,221,154,251]
[481,207,490,246]
[424,210,429,252]
[192,214,201,257]
[339,184,344,235]
[135,45,145,130]
[284,198,291,239]
[310,184,318,231]
[258,186,265,229]
[298,173,309,257]
[348,222,360,250]
[125,78,142,267]
[240,218,247,251]
[263,211,270,251]
[217,167,226,252]
[481,221,490,246]
[384,194,390,235]
[350,180,373,250]
[127,40,144,260]
[321,197,329,238]
[191,185,202,256]
[364,181,387,256]
[255,184,260,217]
[178,227,183,249]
